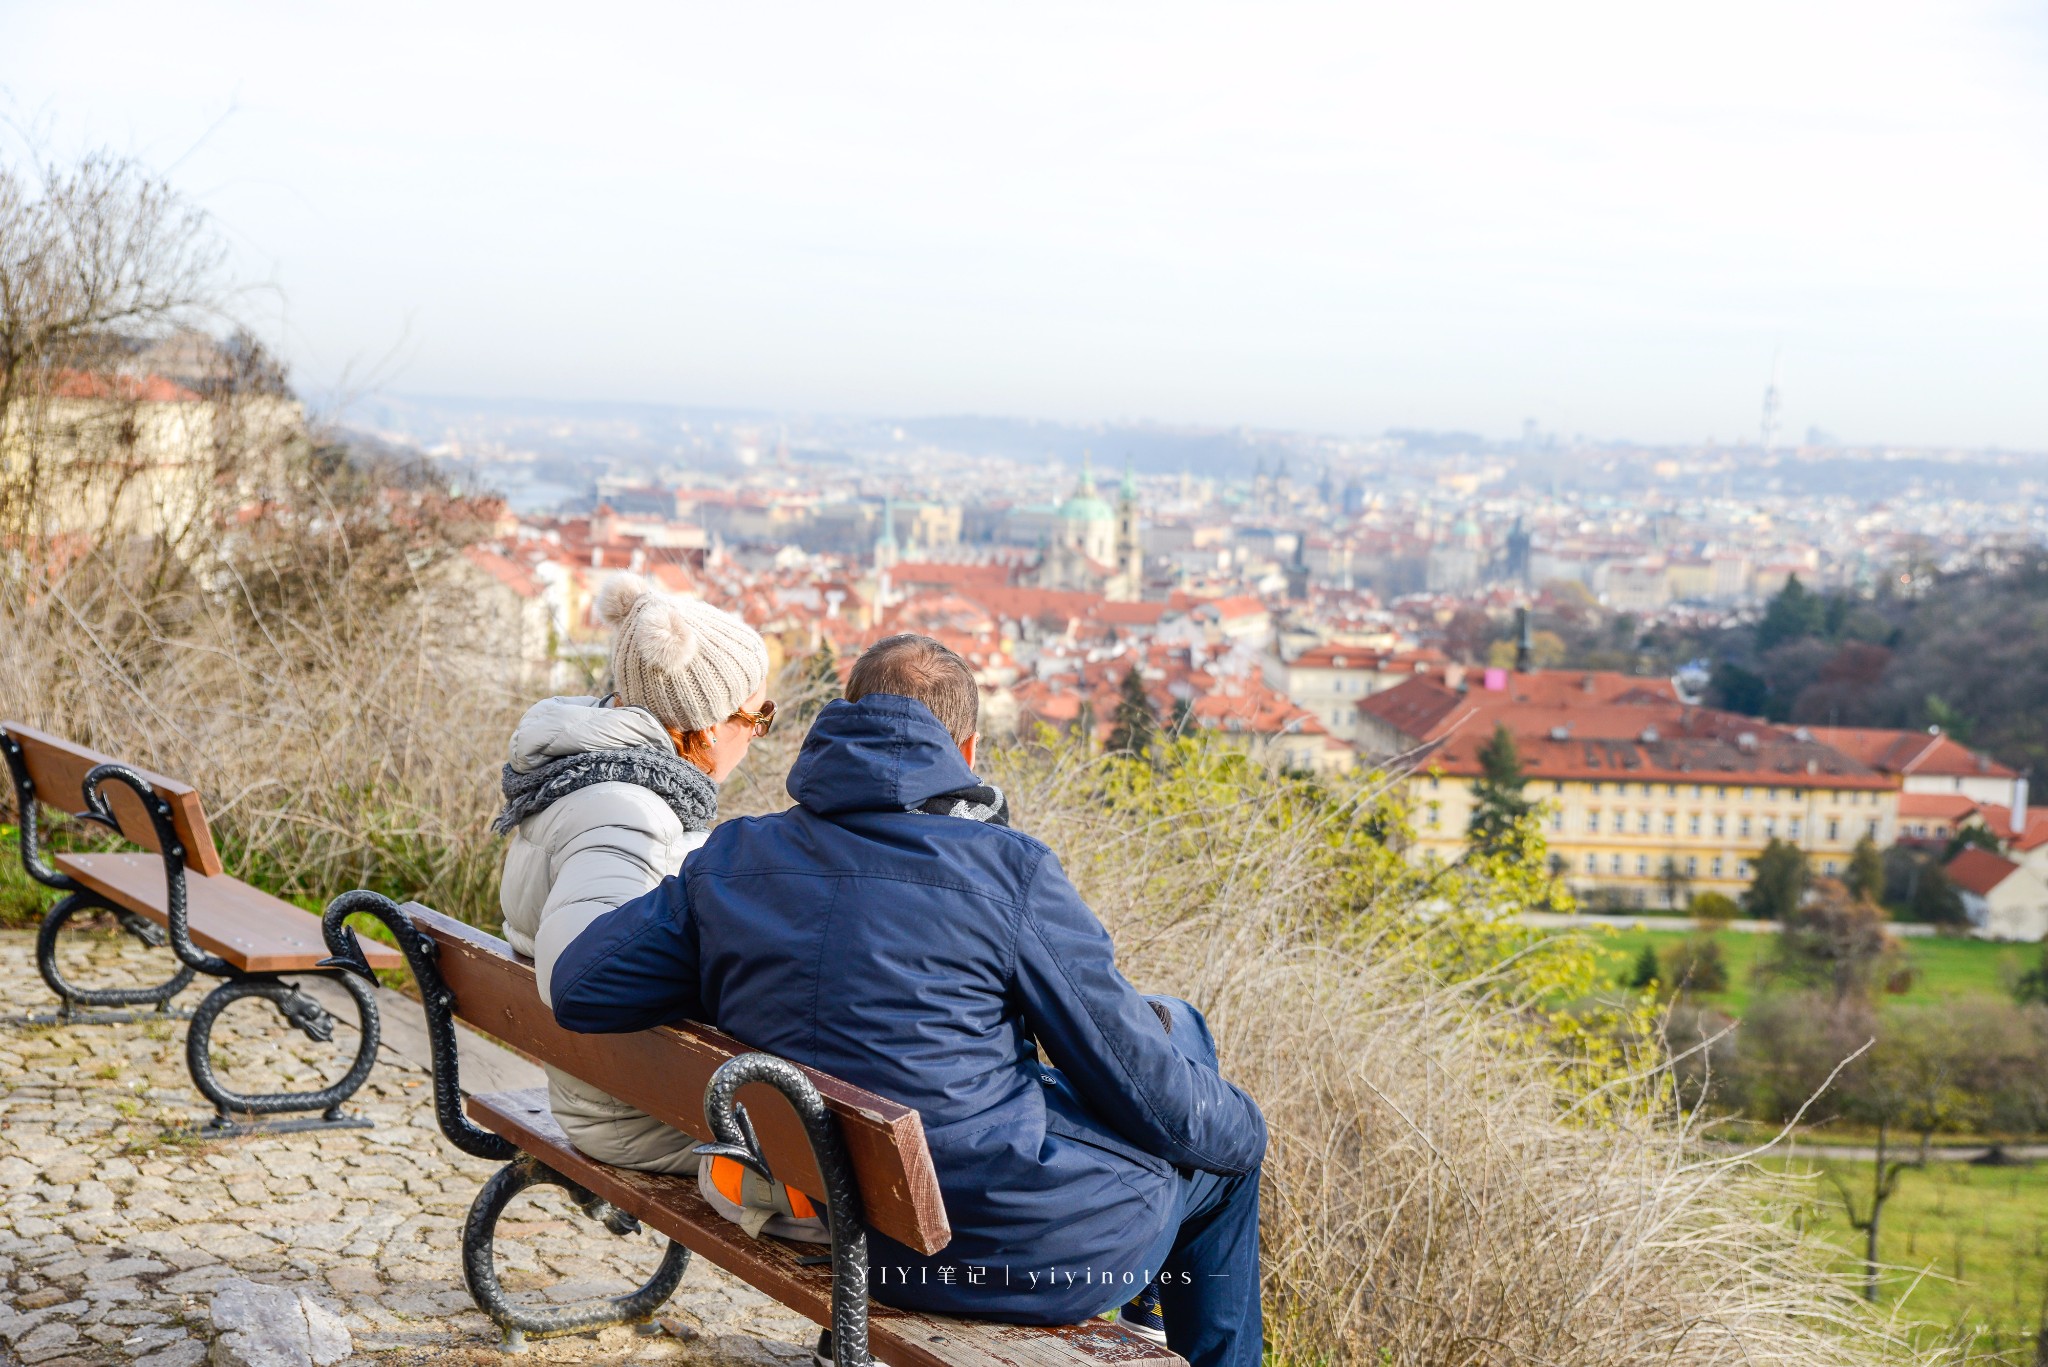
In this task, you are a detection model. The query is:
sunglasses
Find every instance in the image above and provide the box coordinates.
[730,699,776,738]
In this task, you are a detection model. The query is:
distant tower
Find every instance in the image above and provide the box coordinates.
[874,494,900,571]
[1271,457,1291,515]
[1760,349,1783,453]
[1504,515,1532,583]
[1114,458,1143,600]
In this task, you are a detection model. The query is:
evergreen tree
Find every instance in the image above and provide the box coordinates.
[1742,838,1810,920]
[1845,834,1885,903]
[1911,861,1965,925]
[1626,942,1662,990]
[1105,664,1159,756]
[794,640,840,721]
[1756,574,1827,652]
[1466,723,1534,856]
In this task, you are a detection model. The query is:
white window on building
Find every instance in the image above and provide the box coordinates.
[1789,817,1802,840]
[1685,856,1698,876]
[1426,804,1440,827]
[1636,855,1649,875]
[1715,815,1727,836]
[1551,810,1564,832]
[1689,814,1701,835]
[1763,818,1776,838]
[1712,857,1724,877]
[1588,811,1601,833]
[1638,812,1651,834]
[1827,818,1840,841]
[1610,854,1624,874]
[1586,853,1599,873]
[1824,860,1839,875]
[1662,813,1676,834]
[1740,816,1752,838]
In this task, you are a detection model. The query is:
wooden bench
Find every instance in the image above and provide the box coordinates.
[1,721,402,1134]
[320,893,1185,1367]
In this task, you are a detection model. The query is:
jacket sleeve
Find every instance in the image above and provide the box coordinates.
[1014,851,1267,1175]
[544,873,704,1032]
[529,799,704,1003]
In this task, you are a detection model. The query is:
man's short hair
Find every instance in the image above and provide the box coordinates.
[845,634,979,741]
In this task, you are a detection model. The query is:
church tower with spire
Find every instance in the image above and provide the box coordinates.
[874,494,900,571]
[1111,458,1143,601]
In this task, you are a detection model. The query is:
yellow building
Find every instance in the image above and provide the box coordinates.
[1360,671,1903,906]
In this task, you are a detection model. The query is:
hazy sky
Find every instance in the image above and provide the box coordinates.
[5,2,2046,447]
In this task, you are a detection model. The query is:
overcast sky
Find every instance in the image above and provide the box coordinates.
[5,1,2046,447]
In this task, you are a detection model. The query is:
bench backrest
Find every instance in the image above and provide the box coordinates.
[403,902,952,1256]
[1,722,225,878]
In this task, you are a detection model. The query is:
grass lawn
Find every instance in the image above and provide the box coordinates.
[1587,925,2030,1016]
[1769,1154,2048,1351]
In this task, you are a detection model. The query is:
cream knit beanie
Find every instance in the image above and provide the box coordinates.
[597,573,770,733]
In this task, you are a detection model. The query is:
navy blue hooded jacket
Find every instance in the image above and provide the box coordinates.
[547,694,1267,1322]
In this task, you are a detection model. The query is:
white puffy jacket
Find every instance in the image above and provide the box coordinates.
[499,695,706,1174]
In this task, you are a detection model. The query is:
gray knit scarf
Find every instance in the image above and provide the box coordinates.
[493,748,719,836]
[914,782,1010,827]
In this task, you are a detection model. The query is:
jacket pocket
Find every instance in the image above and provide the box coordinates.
[1040,1094,1175,1180]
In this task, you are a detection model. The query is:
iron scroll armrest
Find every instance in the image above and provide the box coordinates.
[705,1054,873,1367]
[3,732,78,891]
[318,889,517,1161]
[78,763,229,977]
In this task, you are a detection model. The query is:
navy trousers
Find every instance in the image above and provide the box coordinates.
[1130,997,1265,1367]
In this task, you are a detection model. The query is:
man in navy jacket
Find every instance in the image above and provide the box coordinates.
[545,634,1266,1367]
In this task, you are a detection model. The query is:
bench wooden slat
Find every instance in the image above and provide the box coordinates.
[407,902,951,1256]
[469,1088,1185,1367]
[54,852,405,974]
[3,722,225,877]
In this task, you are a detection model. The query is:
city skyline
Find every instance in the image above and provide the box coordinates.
[5,1,2047,449]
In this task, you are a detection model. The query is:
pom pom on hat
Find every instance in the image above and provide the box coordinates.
[596,571,652,629]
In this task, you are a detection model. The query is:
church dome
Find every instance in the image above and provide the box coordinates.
[1059,453,1114,523]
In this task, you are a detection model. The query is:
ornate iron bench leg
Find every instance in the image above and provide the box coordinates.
[5,739,196,1025]
[705,1055,872,1367]
[185,970,381,1135]
[26,891,198,1025]
[461,1153,692,1352]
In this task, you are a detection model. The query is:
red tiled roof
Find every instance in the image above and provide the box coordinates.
[46,369,203,403]
[1088,600,1171,627]
[463,546,545,599]
[1357,676,1469,742]
[1291,645,1444,671]
[1416,712,1895,789]
[890,562,1015,589]
[1971,804,2048,851]
[1946,847,2021,897]
[1807,728,2017,780]
[1897,793,1978,821]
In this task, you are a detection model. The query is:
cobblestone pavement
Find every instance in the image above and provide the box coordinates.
[0,927,818,1366]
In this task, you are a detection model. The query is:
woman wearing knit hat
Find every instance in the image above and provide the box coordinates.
[495,571,771,1174]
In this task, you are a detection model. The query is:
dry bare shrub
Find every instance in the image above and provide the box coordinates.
[0,532,520,924]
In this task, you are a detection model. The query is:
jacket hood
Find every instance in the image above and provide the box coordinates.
[786,695,979,816]
[507,695,674,774]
